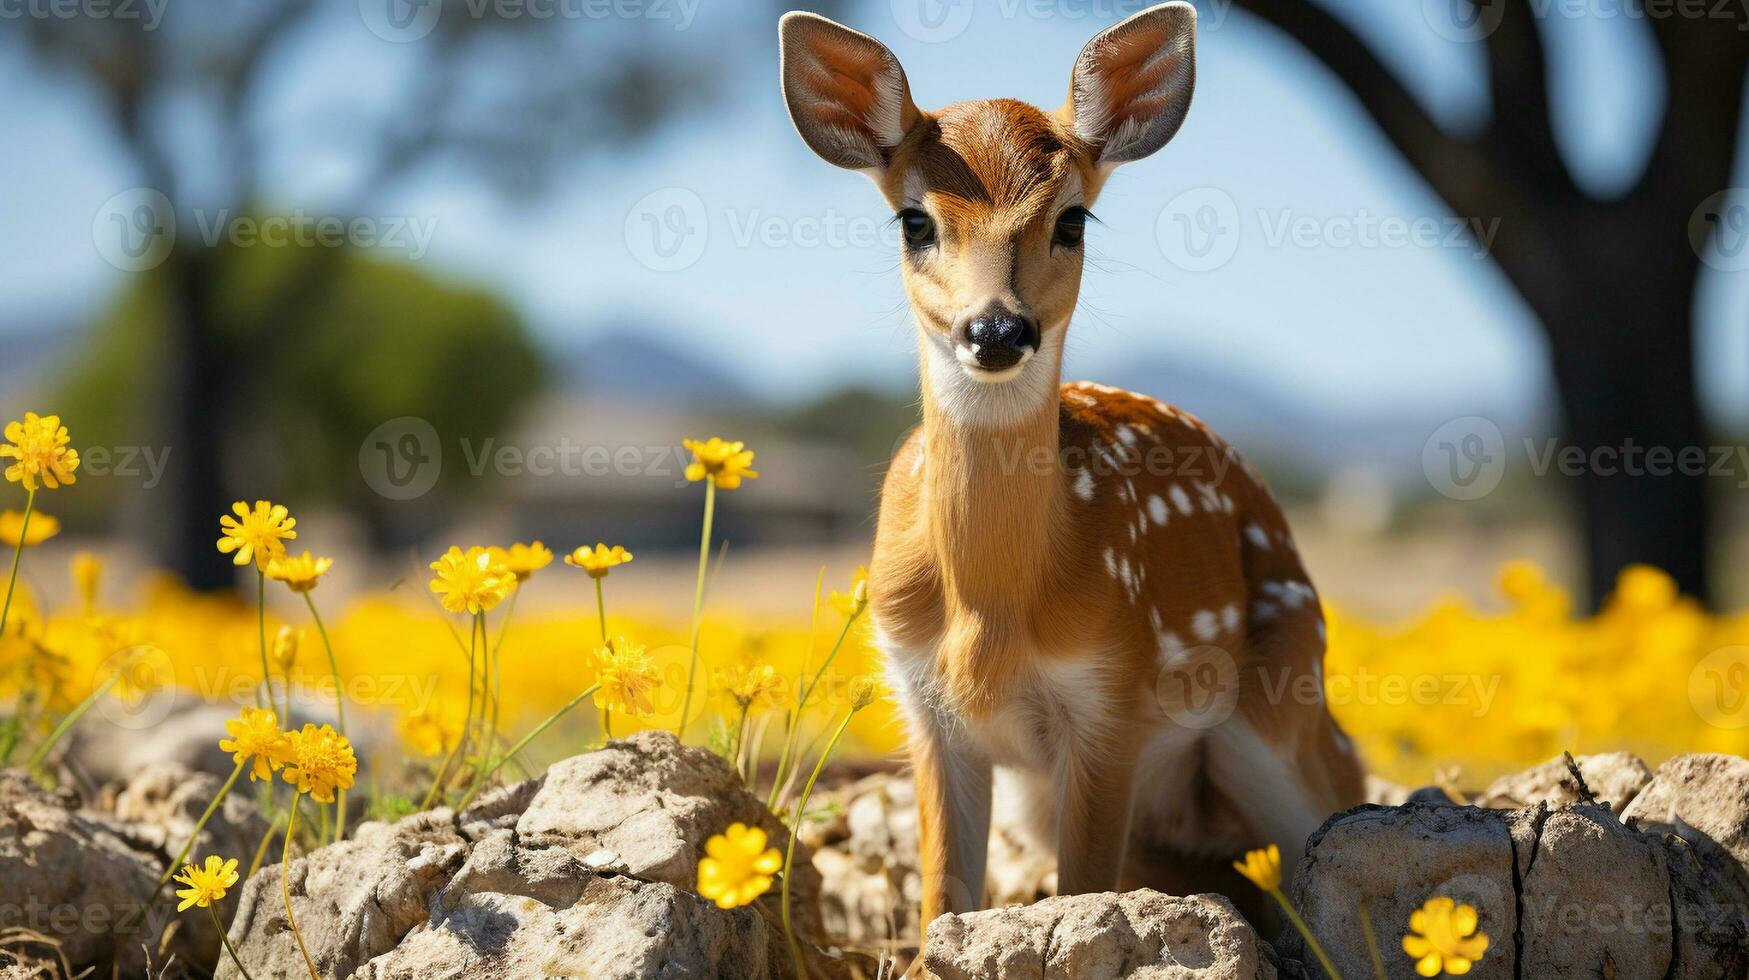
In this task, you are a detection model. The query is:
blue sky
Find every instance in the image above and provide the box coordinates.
[1,0,1744,430]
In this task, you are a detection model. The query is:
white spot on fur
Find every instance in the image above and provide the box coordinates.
[1169,485,1193,515]
[1158,630,1187,666]
[1191,609,1219,642]
[1073,468,1095,501]
[1220,603,1240,634]
[1148,494,1169,525]
[1245,523,1269,549]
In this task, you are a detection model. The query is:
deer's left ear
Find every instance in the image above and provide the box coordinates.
[1067,1,1197,167]
[780,12,922,174]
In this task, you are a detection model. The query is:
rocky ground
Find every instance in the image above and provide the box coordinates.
[5,737,1749,978]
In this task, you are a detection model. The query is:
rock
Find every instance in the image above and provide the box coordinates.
[801,772,1054,947]
[1286,799,1749,978]
[1476,752,1652,814]
[68,697,239,784]
[1623,754,1749,867]
[107,762,270,884]
[219,731,849,980]
[918,890,1274,979]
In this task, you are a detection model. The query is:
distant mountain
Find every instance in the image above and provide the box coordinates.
[548,322,759,408]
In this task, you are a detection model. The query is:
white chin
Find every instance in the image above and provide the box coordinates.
[954,344,1035,384]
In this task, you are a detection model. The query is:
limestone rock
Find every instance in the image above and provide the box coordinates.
[1623,753,1749,867]
[1476,752,1652,814]
[919,890,1274,979]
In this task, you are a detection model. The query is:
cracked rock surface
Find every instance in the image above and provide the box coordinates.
[217,731,846,980]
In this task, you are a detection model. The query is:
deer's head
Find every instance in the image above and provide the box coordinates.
[780,4,1196,429]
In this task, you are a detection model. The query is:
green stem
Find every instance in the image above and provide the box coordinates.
[209,903,257,980]
[244,809,280,884]
[0,487,33,637]
[594,577,607,645]
[256,570,271,711]
[601,707,613,740]
[302,593,347,843]
[26,671,121,773]
[1358,903,1386,980]
[281,796,321,980]
[160,760,246,884]
[772,604,864,808]
[421,615,479,810]
[464,615,495,806]
[783,707,859,980]
[676,480,715,737]
[456,683,600,811]
[1271,889,1342,980]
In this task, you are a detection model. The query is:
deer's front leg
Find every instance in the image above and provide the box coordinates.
[910,705,992,930]
[1053,730,1138,895]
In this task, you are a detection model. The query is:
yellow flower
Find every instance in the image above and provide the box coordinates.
[427,546,516,615]
[1403,896,1490,977]
[219,706,291,782]
[216,500,297,570]
[564,543,633,579]
[397,699,465,757]
[266,551,332,593]
[718,661,787,714]
[696,822,782,909]
[1232,844,1282,893]
[272,626,301,671]
[1,412,79,491]
[828,565,869,617]
[172,855,239,912]
[1612,564,1676,614]
[0,509,58,548]
[493,542,554,582]
[281,723,357,803]
[71,552,101,608]
[683,437,758,490]
[849,676,882,711]
[592,637,660,717]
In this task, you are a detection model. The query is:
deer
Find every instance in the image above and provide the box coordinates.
[778,2,1366,936]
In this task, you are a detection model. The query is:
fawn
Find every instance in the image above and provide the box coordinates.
[779,2,1365,931]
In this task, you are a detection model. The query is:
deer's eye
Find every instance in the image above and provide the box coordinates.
[1053,206,1089,248]
[898,208,937,250]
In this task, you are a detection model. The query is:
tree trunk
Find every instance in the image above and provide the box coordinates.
[156,246,235,591]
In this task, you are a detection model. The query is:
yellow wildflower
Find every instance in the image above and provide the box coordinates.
[219,706,291,782]
[683,438,758,490]
[564,543,633,579]
[397,699,465,757]
[696,822,782,909]
[849,676,882,711]
[718,661,787,714]
[272,626,301,671]
[281,723,357,803]
[1232,844,1282,892]
[493,542,553,582]
[1,412,79,491]
[216,500,297,570]
[427,546,516,615]
[266,551,332,592]
[828,565,869,617]
[1403,896,1490,977]
[71,552,100,608]
[1612,564,1677,614]
[172,855,239,912]
[592,637,660,717]
[0,509,57,548]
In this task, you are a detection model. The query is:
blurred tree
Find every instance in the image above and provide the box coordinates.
[1228,0,1748,607]
[14,0,843,588]
[57,240,542,549]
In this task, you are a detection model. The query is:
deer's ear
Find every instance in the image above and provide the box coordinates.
[780,12,921,173]
[1068,1,1196,167]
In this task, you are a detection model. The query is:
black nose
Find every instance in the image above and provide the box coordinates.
[961,310,1041,370]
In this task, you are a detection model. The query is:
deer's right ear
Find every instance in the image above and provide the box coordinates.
[780,12,921,173]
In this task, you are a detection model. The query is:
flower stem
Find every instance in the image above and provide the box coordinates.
[455,683,599,811]
[159,759,245,884]
[281,795,321,980]
[676,480,715,737]
[0,487,34,637]
[209,902,258,980]
[771,604,863,809]
[1358,903,1386,980]
[464,615,495,805]
[26,671,120,774]
[1270,888,1341,980]
[302,593,347,843]
[601,707,613,740]
[256,570,271,711]
[594,578,607,645]
[783,706,860,980]
[421,616,479,811]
